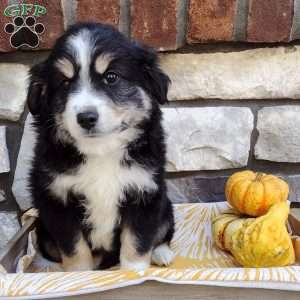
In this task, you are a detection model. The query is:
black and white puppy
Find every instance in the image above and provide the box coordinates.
[27,23,174,271]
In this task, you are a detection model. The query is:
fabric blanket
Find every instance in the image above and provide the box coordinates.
[1,202,300,299]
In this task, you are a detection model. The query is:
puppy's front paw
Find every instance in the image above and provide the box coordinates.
[120,257,150,271]
[151,244,174,266]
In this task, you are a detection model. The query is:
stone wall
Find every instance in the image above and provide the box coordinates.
[1,1,300,244]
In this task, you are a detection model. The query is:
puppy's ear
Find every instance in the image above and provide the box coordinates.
[137,44,170,105]
[27,63,48,115]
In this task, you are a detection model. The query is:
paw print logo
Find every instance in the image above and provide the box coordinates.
[4,16,45,49]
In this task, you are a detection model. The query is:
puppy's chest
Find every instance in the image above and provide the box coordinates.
[78,158,124,251]
[50,155,156,250]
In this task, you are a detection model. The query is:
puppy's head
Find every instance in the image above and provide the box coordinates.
[27,23,169,154]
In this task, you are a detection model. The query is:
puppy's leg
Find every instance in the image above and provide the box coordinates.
[120,227,151,271]
[36,218,62,263]
[120,195,160,271]
[152,201,175,266]
[38,201,94,272]
[120,189,175,271]
[62,234,94,272]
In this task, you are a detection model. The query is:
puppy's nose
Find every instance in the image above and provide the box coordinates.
[77,111,99,130]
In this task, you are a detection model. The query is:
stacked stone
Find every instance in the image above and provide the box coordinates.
[1,0,300,246]
[0,64,29,248]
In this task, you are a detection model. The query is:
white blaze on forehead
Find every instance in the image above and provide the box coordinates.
[95,54,113,74]
[55,58,74,79]
[68,29,94,83]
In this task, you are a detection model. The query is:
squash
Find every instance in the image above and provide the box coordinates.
[212,202,295,267]
[225,170,289,216]
[292,237,300,263]
[211,210,241,250]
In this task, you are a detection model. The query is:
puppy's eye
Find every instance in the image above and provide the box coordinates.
[103,72,119,85]
[61,79,70,89]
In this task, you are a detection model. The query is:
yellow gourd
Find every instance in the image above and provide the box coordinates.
[212,202,295,267]
[212,210,242,250]
[225,170,289,216]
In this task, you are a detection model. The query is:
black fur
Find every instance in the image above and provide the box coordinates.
[28,23,174,270]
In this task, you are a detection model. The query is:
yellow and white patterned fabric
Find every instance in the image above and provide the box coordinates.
[1,203,300,298]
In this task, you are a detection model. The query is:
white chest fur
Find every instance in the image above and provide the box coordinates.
[49,153,157,251]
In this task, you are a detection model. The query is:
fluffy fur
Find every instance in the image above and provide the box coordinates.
[27,23,174,271]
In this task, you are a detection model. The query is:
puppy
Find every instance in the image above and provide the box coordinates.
[27,23,174,271]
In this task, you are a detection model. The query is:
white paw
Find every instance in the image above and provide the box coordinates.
[151,244,174,266]
[120,257,150,271]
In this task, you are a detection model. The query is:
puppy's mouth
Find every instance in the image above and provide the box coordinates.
[84,131,100,138]
[82,122,130,138]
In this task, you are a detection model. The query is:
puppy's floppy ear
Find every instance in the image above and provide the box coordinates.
[137,44,170,104]
[27,63,48,115]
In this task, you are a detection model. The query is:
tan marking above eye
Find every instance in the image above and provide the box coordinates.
[55,58,75,79]
[95,54,113,74]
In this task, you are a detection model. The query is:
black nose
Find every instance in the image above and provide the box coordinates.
[77,111,99,130]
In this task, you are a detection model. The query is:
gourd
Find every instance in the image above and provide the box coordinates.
[225,170,289,217]
[212,202,295,267]
[212,210,242,250]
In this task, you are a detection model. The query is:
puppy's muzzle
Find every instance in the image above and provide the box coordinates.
[77,111,99,130]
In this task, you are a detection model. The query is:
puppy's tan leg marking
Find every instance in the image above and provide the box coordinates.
[120,228,151,271]
[93,254,102,268]
[62,235,94,272]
